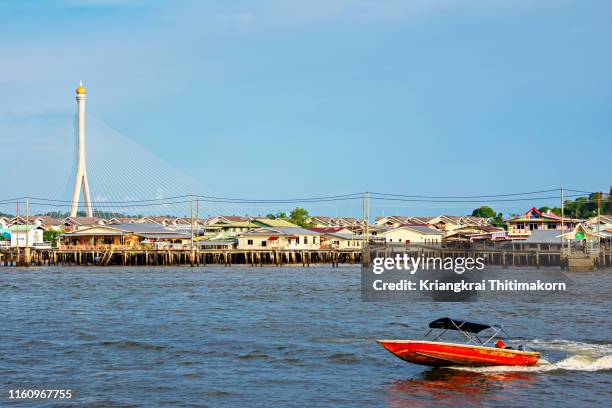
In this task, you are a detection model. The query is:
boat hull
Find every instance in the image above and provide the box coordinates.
[377,340,540,367]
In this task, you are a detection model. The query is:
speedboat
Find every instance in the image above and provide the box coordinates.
[377,317,540,367]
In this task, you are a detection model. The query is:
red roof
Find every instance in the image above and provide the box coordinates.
[478,225,505,232]
[542,210,561,220]
[222,216,250,221]
[526,207,543,217]
[309,227,346,233]
[525,207,561,220]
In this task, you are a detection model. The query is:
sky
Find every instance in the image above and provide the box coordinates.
[0,0,610,217]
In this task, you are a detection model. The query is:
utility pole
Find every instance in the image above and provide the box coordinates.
[366,191,369,244]
[362,192,365,246]
[560,187,564,232]
[195,200,199,238]
[195,199,200,258]
[15,200,20,266]
[24,198,30,266]
[362,191,370,247]
[560,187,565,252]
[597,191,601,247]
[190,195,194,263]
[25,198,29,249]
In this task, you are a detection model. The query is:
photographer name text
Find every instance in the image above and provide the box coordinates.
[373,279,566,292]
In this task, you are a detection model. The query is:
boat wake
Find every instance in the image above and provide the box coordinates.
[450,339,612,373]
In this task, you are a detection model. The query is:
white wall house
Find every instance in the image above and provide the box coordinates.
[307,216,365,229]
[32,216,63,231]
[61,217,104,232]
[375,216,433,228]
[381,225,442,244]
[237,227,321,250]
[320,232,363,249]
[586,215,612,231]
[375,215,489,236]
[8,225,46,247]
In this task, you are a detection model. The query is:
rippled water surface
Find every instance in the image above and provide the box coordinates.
[1,266,610,407]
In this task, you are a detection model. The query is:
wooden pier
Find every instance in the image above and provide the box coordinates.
[367,243,611,271]
[0,248,361,268]
[0,245,610,270]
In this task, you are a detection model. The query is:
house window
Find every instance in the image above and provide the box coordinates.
[261,240,267,247]
[548,223,557,229]
[247,239,253,245]
[296,237,300,244]
[304,237,308,244]
[313,237,317,244]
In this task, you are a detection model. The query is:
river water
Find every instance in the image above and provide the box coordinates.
[1,266,610,407]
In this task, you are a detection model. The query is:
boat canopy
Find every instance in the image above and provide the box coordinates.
[428,317,496,334]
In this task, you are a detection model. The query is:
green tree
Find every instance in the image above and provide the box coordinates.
[491,212,506,229]
[543,189,611,219]
[472,206,496,219]
[472,206,506,229]
[603,188,612,214]
[267,211,287,220]
[539,206,562,216]
[43,230,63,247]
[563,192,610,219]
[289,207,313,228]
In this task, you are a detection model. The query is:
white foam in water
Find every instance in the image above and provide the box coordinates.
[532,339,612,354]
[450,339,612,373]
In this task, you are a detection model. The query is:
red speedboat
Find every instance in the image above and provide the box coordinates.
[378,317,540,367]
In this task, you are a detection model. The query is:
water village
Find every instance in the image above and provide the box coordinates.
[1,208,610,270]
[1,84,610,270]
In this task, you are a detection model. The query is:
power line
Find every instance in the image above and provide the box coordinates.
[16,190,608,205]
[369,188,563,199]
[13,194,595,209]
[191,194,364,204]
[25,200,193,209]
[23,194,192,204]
[0,189,606,208]
[369,193,589,203]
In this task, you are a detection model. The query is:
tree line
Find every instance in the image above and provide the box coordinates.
[472,189,611,228]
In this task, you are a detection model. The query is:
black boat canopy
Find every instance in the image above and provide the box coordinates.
[428,317,496,334]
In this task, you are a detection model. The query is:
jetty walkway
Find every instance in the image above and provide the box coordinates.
[1,244,609,270]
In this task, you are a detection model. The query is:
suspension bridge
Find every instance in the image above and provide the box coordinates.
[1,82,605,219]
[0,83,609,269]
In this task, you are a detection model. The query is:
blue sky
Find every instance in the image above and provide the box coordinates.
[0,0,610,217]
